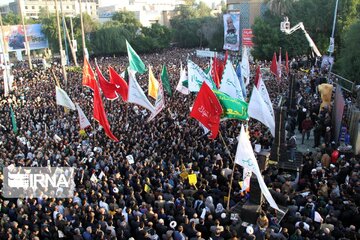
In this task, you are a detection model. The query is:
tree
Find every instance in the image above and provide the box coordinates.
[266,0,294,16]
[111,11,141,29]
[173,0,211,20]
[336,19,360,84]
[2,11,21,25]
[171,18,203,48]
[40,15,59,52]
[90,26,132,55]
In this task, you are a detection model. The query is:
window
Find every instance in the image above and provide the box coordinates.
[25,6,28,9]
[32,6,35,10]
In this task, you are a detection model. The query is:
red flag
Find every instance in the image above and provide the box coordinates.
[109,66,128,102]
[82,57,96,91]
[95,63,118,100]
[190,83,223,139]
[223,50,228,66]
[93,81,119,142]
[254,65,261,88]
[286,51,289,75]
[270,52,278,78]
[211,57,221,89]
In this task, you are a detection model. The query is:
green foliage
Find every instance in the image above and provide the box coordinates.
[266,0,295,16]
[171,18,203,48]
[2,11,21,25]
[252,11,308,60]
[336,19,360,84]
[289,0,334,53]
[90,26,131,55]
[171,0,222,49]
[40,15,59,52]
[111,11,141,29]
[90,23,171,56]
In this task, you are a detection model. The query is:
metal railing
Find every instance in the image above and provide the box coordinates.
[329,72,355,93]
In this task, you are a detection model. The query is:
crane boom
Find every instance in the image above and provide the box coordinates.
[280,18,322,57]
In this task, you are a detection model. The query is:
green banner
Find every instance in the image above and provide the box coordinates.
[214,90,248,120]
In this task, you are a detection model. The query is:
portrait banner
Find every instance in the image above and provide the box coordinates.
[223,14,240,51]
[0,24,48,52]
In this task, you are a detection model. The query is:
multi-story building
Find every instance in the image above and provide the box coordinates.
[0,4,10,17]
[97,0,185,27]
[8,0,99,19]
[226,0,267,27]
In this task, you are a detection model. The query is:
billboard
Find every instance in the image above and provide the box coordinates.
[223,14,240,51]
[0,24,48,52]
[242,29,254,47]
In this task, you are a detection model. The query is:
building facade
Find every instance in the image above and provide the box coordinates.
[227,0,267,27]
[9,0,99,19]
[97,0,184,27]
[0,4,10,17]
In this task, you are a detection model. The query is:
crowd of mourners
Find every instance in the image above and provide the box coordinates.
[0,48,359,240]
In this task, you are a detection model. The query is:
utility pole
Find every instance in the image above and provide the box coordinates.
[60,0,70,65]
[328,0,339,79]
[78,0,88,59]
[19,0,33,70]
[54,0,67,86]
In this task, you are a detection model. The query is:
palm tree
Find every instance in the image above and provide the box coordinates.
[266,0,294,16]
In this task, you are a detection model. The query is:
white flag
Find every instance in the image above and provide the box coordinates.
[56,86,76,110]
[90,173,98,183]
[220,60,244,101]
[187,59,215,92]
[176,64,190,95]
[3,72,9,96]
[199,122,210,135]
[148,80,165,122]
[241,47,250,86]
[235,125,283,213]
[256,73,274,119]
[127,69,155,113]
[278,49,282,79]
[248,87,275,136]
[76,103,91,129]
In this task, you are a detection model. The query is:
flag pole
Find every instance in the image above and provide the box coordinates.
[226,161,237,210]
[78,0,87,59]
[0,13,11,96]
[219,131,236,210]
[219,131,234,164]
[54,0,68,87]
[19,0,32,70]
[278,47,281,94]
[63,18,78,66]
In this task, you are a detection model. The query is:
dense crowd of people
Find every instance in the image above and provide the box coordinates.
[0,48,359,240]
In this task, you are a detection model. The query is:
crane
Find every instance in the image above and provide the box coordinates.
[280,17,322,57]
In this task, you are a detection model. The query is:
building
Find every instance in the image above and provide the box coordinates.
[226,0,267,27]
[0,4,10,17]
[98,0,184,27]
[8,0,99,19]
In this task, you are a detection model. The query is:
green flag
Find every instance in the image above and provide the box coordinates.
[161,65,172,96]
[126,40,147,74]
[213,90,249,120]
[10,106,18,134]
[204,66,211,74]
